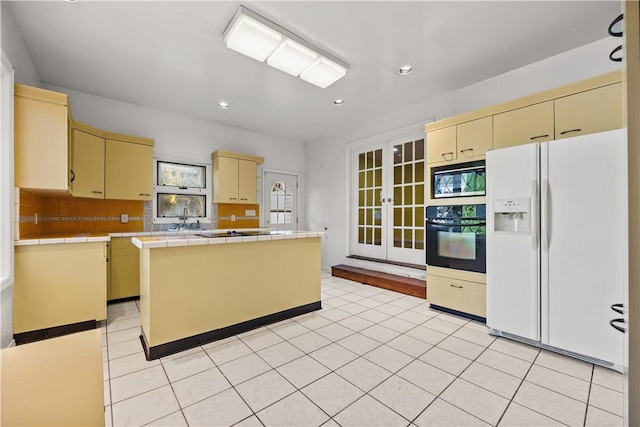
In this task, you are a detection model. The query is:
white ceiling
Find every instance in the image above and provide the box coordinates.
[7,1,621,143]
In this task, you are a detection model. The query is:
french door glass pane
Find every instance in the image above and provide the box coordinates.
[391,139,425,252]
[358,148,383,246]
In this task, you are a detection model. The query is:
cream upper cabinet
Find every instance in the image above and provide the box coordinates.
[105,139,154,200]
[238,159,258,203]
[554,82,623,139]
[70,127,105,199]
[214,155,240,203]
[426,126,456,163]
[212,151,265,204]
[457,116,493,159]
[493,101,555,149]
[14,84,70,193]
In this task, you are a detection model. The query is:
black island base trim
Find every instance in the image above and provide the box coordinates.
[140,301,322,361]
[14,319,98,345]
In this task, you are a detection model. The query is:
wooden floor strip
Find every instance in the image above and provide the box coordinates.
[331,264,426,299]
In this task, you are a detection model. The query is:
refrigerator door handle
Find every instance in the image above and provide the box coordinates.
[541,179,549,251]
[532,179,538,250]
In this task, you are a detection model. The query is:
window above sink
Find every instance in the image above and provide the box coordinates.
[153,156,212,226]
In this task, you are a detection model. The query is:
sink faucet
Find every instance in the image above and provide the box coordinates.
[178,207,188,230]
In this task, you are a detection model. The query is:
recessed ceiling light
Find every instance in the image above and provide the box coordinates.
[218,101,230,109]
[333,99,344,106]
[398,65,413,75]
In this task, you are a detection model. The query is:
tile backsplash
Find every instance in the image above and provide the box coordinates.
[18,189,144,239]
[217,203,260,229]
[17,189,262,239]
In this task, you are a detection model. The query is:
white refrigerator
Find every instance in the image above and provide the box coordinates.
[486,129,627,371]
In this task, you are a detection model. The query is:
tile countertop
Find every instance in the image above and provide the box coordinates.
[14,229,324,247]
[132,230,325,249]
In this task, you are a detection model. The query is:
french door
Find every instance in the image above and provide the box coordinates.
[352,133,425,265]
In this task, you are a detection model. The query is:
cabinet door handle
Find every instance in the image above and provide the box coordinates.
[609,45,623,62]
[229,197,237,200]
[240,198,248,201]
[608,14,623,37]
[460,148,474,153]
[559,129,582,135]
[450,284,463,289]
[70,170,75,183]
[92,191,103,194]
[530,134,549,140]
[441,152,454,160]
[610,318,626,333]
[611,303,624,315]
[139,193,151,196]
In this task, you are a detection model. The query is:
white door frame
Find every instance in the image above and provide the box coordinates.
[346,121,432,264]
[262,169,300,230]
[1,49,15,348]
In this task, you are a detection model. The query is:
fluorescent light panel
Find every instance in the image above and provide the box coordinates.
[300,57,347,89]
[224,6,348,88]
[224,14,282,62]
[267,40,317,76]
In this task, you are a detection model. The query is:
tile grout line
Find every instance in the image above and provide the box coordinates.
[105,277,622,427]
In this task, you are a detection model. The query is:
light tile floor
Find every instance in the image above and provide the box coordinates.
[102,270,624,427]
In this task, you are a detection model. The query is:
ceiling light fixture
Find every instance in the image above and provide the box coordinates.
[223,6,349,89]
[333,99,344,106]
[398,65,413,75]
[218,101,230,109]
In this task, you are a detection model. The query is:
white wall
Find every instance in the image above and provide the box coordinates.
[306,37,622,270]
[1,1,40,87]
[44,85,308,228]
[0,3,39,348]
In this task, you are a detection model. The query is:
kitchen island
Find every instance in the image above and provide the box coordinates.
[132,231,323,360]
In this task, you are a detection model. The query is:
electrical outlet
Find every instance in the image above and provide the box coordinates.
[231,214,236,222]
[34,213,38,224]
[120,213,129,224]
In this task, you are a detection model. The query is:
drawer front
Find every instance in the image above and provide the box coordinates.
[427,274,486,317]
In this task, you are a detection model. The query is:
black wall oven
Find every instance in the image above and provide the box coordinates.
[426,204,486,273]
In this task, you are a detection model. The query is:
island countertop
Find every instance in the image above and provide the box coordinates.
[137,230,323,359]
[132,230,324,249]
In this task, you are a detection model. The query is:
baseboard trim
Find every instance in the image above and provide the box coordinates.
[141,301,322,360]
[14,320,98,345]
[107,296,140,305]
[429,304,486,323]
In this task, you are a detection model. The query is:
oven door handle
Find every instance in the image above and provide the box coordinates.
[426,219,486,226]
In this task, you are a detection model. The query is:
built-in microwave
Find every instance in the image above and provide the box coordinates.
[431,160,485,199]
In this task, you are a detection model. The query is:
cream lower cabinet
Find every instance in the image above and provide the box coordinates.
[493,101,555,149]
[105,139,154,200]
[427,274,486,318]
[70,126,105,199]
[554,82,623,139]
[14,242,107,334]
[108,237,140,301]
[14,84,70,193]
